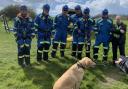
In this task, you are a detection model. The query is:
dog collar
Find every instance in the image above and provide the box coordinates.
[77,62,86,70]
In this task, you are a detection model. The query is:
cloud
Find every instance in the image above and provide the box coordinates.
[0,0,128,16]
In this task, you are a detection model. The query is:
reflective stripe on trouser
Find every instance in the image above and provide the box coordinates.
[37,44,43,61]
[18,44,24,65]
[43,43,50,60]
[60,43,66,57]
[86,42,91,58]
[77,44,84,60]
[24,45,31,65]
[93,46,99,60]
[103,47,109,61]
[71,43,77,57]
[51,42,59,57]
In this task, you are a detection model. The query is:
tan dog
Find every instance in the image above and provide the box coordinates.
[53,57,96,89]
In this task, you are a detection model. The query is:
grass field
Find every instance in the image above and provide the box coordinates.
[0,21,128,89]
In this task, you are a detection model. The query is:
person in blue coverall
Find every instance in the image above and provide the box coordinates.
[51,5,71,58]
[83,7,95,58]
[93,9,113,63]
[34,4,53,62]
[13,5,35,67]
[71,5,83,59]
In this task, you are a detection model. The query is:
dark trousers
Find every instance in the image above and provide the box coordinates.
[112,40,125,61]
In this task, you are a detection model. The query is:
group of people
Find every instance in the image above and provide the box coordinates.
[13,4,127,67]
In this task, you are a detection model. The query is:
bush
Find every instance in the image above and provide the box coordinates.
[0,5,36,20]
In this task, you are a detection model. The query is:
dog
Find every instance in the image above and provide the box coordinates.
[53,57,96,89]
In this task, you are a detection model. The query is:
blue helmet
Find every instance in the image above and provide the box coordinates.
[62,5,69,11]
[83,7,90,14]
[102,9,108,15]
[42,4,50,11]
[75,5,81,10]
[20,5,27,11]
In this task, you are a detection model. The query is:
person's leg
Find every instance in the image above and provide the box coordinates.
[86,41,91,58]
[86,31,91,58]
[71,35,78,57]
[93,38,100,61]
[17,39,25,66]
[77,37,84,59]
[51,31,60,58]
[24,39,31,65]
[43,38,51,61]
[60,32,67,57]
[112,41,118,62]
[119,43,125,56]
[103,42,109,62]
[37,39,43,62]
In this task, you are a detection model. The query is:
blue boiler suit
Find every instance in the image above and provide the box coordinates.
[34,13,53,61]
[13,14,35,66]
[93,18,113,61]
[51,14,71,57]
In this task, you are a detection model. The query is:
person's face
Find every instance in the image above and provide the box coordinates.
[84,13,89,18]
[43,9,49,15]
[102,14,108,18]
[116,16,121,24]
[62,10,68,15]
[75,9,81,15]
[20,10,28,17]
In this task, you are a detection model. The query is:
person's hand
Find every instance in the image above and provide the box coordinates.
[120,29,125,33]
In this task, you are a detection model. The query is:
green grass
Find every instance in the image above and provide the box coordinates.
[0,21,128,89]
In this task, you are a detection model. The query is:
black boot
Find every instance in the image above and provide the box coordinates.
[86,43,91,58]
[60,43,66,57]
[103,47,109,62]
[71,44,77,57]
[25,57,31,66]
[37,50,42,62]
[93,46,99,61]
[77,44,84,60]
[51,43,58,58]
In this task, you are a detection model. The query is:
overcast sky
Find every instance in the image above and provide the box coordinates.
[0,0,128,16]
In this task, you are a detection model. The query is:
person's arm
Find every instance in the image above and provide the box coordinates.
[13,17,19,38]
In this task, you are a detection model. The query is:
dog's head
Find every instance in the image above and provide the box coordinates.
[79,57,96,68]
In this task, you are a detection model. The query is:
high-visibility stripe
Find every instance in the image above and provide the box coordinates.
[34,23,38,27]
[38,50,42,53]
[40,41,50,44]
[60,42,66,45]
[52,49,57,51]
[54,41,60,44]
[94,46,99,48]
[24,55,30,57]
[103,55,108,57]
[73,42,77,44]
[43,50,49,52]
[18,55,24,58]
[87,43,91,45]
[60,49,65,51]
[72,51,77,52]
[86,51,90,53]
[20,45,24,48]
[25,44,29,47]
[94,53,98,56]
[31,33,35,35]
[78,51,82,53]
[103,47,108,50]
[78,42,84,45]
